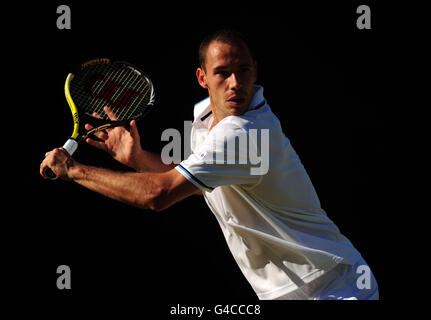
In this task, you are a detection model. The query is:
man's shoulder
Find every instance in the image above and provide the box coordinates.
[240,103,281,131]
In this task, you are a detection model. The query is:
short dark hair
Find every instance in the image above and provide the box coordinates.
[199,29,254,71]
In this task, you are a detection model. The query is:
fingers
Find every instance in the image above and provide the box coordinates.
[103,106,118,121]
[87,106,118,135]
[92,112,102,119]
[84,124,109,140]
[85,137,108,151]
[84,120,109,151]
[40,160,49,179]
[129,120,140,140]
[40,148,69,179]
[90,106,117,121]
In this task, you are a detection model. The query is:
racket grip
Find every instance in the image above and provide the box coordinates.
[44,167,58,180]
[63,139,78,155]
[44,139,78,181]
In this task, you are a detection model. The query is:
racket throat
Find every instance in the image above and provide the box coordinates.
[81,123,112,141]
[64,124,114,156]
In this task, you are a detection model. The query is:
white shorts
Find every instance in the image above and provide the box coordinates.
[274,259,379,300]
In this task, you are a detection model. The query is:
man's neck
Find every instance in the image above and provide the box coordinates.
[208,107,223,131]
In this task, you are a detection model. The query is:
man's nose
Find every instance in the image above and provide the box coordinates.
[228,72,240,90]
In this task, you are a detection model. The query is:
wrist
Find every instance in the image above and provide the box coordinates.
[128,147,146,171]
[67,159,86,181]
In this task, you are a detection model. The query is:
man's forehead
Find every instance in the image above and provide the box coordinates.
[206,40,252,65]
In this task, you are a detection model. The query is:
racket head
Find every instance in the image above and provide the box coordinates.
[65,58,156,131]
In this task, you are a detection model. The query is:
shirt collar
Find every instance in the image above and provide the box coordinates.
[195,84,266,122]
[249,85,265,110]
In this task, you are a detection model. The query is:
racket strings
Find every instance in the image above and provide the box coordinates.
[90,64,128,117]
[115,67,146,120]
[69,62,154,122]
[87,64,140,118]
[120,74,153,120]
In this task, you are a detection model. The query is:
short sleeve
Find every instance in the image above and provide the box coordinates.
[175,121,263,192]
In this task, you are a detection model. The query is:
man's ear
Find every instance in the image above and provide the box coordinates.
[196,68,208,89]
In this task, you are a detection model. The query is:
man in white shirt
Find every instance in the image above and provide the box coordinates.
[40,29,378,300]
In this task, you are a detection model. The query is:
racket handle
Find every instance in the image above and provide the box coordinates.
[63,139,78,155]
[44,139,78,181]
[44,167,58,180]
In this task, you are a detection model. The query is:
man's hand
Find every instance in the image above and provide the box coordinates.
[40,148,75,180]
[85,106,144,169]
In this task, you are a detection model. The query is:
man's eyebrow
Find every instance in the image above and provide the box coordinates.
[213,63,251,72]
[213,65,229,72]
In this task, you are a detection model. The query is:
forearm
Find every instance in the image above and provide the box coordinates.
[41,147,200,209]
[69,162,163,210]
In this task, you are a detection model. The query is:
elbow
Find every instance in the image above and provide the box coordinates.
[138,187,168,212]
[148,197,165,212]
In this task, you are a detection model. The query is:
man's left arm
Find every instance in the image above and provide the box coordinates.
[40,148,199,211]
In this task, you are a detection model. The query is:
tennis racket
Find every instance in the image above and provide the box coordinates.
[44,58,155,180]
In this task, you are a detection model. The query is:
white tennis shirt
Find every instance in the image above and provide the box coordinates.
[175,85,364,299]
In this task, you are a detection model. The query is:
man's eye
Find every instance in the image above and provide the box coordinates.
[240,67,251,74]
[217,71,230,78]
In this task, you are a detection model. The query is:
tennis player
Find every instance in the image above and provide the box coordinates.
[40,29,379,300]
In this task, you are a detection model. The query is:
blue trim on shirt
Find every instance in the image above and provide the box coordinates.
[177,164,215,191]
[251,100,266,110]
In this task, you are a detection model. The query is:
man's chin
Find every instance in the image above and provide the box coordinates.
[227,106,246,116]
[226,101,250,115]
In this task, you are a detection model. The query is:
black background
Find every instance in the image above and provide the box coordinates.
[0,0,415,309]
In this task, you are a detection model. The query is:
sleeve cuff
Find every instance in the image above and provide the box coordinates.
[175,164,215,193]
